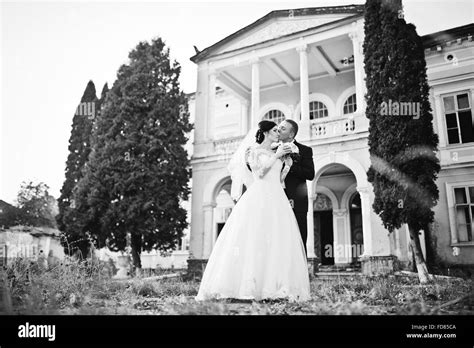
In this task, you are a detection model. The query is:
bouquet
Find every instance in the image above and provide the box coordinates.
[271,141,300,162]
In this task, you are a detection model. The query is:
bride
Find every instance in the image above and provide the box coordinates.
[195,120,310,302]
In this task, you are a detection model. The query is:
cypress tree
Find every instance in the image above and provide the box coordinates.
[75,37,192,272]
[57,81,102,256]
[364,0,440,283]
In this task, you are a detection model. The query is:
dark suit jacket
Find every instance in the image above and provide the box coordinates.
[283,140,315,213]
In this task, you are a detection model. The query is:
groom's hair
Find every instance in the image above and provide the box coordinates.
[285,119,298,137]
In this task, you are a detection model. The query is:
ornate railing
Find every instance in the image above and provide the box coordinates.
[209,114,368,161]
[310,113,368,139]
[213,135,245,160]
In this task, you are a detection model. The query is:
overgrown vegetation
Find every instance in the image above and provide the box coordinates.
[3,258,472,315]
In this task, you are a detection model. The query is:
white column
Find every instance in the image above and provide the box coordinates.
[240,100,249,135]
[202,202,217,259]
[357,186,372,257]
[359,184,393,258]
[207,71,217,140]
[251,59,260,127]
[349,23,367,115]
[307,193,316,258]
[194,63,210,144]
[297,44,310,139]
[333,209,351,264]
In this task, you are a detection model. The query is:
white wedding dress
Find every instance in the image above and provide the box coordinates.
[195,148,310,302]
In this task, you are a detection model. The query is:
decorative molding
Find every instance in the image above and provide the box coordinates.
[197,62,209,72]
[314,185,340,210]
[202,202,217,209]
[433,85,474,97]
[249,55,260,65]
[348,31,358,41]
[333,208,348,217]
[357,186,371,195]
[296,43,308,53]
[203,24,355,71]
[220,16,348,54]
[313,193,334,211]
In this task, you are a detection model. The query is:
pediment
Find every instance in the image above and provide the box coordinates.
[191,6,365,63]
[215,14,355,55]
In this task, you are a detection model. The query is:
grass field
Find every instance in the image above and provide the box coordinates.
[3,257,473,315]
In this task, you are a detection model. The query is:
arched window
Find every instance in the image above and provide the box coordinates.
[215,182,235,240]
[309,101,329,120]
[349,192,364,251]
[350,192,361,209]
[263,109,285,124]
[343,94,357,115]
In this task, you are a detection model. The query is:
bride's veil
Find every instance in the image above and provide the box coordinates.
[227,126,258,201]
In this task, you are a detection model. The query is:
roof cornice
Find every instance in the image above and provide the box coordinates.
[190,5,365,64]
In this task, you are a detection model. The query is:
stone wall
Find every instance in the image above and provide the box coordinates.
[361,255,397,276]
[186,258,208,280]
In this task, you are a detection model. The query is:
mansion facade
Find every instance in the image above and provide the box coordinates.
[187,5,474,275]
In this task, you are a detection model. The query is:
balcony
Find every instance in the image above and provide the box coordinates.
[202,114,369,163]
[310,112,369,140]
[213,135,245,161]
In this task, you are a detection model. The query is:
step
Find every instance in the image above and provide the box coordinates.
[318,267,361,273]
[315,271,363,280]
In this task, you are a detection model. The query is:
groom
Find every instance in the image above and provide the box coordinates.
[278,120,315,256]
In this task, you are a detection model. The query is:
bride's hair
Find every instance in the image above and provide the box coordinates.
[255,120,277,144]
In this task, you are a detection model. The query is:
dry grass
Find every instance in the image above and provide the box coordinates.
[3,258,473,315]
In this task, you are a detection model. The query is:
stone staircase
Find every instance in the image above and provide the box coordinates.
[314,263,363,280]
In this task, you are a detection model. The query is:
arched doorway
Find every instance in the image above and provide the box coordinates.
[313,193,334,265]
[213,181,234,241]
[349,192,364,263]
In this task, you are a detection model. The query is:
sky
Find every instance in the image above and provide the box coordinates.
[1,0,473,205]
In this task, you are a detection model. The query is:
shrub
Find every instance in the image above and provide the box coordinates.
[5,256,110,313]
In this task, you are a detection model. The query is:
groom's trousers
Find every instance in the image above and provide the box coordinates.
[295,212,308,257]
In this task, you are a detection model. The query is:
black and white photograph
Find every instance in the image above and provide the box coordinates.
[0,0,473,346]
